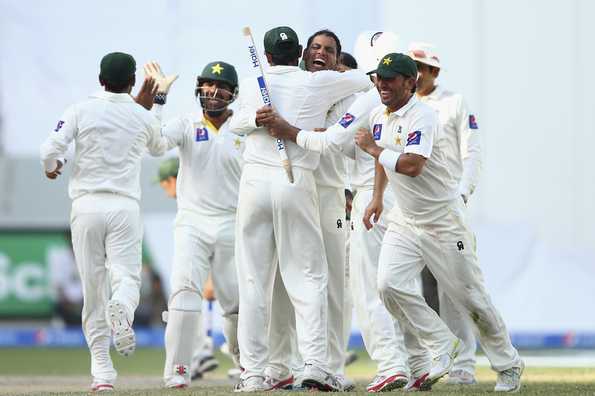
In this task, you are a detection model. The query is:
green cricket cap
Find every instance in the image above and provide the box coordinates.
[367,53,417,79]
[99,52,136,86]
[197,61,238,89]
[156,157,179,182]
[264,26,300,57]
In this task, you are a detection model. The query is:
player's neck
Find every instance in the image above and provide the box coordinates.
[417,83,437,97]
[203,109,232,130]
[387,93,414,113]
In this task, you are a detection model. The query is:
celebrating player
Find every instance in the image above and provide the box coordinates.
[146,60,245,389]
[230,25,369,392]
[355,53,524,392]
[40,52,172,392]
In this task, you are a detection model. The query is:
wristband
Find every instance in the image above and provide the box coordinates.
[378,149,401,172]
[154,93,167,105]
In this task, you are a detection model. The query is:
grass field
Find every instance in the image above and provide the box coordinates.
[1,348,594,395]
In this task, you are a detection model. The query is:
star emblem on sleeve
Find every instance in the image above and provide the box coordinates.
[211,63,224,75]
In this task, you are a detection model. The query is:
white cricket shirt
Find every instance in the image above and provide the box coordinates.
[314,94,356,188]
[161,113,244,216]
[229,66,370,171]
[370,95,458,225]
[296,88,382,190]
[417,85,481,198]
[40,91,166,201]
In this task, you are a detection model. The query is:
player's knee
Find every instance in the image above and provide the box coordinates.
[169,288,202,312]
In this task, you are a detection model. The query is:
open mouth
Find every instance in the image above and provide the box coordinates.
[312,58,326,68]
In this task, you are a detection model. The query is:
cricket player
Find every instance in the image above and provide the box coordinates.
[264,29,356,391]
[262,31,433,392]
[39,52,172,392]
[230,25,370,392]
[147,61,244,389]
[354,53,524,392]
[408,42,482,385]
[155,157,220,381]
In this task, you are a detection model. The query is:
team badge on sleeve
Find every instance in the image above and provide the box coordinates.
[469,114,478,129]
[54,120,65,132]
[372,124,382,140]
[339,113,355,128]
[196,127,209,142]
[406,131,421,146]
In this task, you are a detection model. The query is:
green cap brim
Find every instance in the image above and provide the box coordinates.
[366,69,402,78]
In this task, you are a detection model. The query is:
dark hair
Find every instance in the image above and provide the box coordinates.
[339,52,358,69]
[101,75,134,93]
[270,51,299,66]
[306,29,342,56]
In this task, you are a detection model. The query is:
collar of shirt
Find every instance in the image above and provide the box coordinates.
[90,90,136,103]
[418,84,445,102]
[385,94,418,118]
[266,65,302,75]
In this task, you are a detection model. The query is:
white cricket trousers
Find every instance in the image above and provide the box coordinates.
[164,209,240,383]
[378,198,522,372]
[266,185,346,376]
[237,164,329,379]
[70,192,142,383]
[350,188,430,377]
[440,288,478,374]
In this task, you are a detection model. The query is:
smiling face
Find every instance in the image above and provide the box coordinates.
[197,79,234,113]
[376,74,416,111]
[304,34,339,72]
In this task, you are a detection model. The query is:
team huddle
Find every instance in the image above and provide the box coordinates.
[40,25,524,393]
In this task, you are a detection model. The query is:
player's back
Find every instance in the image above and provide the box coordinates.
[233,66,369,171]
[69,91,160,201]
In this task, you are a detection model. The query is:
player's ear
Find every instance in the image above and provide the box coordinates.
[265,52,273,65]
[298,45,303,59]
[99,75,105,87]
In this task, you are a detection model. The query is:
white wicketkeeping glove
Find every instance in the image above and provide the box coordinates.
[143,61,178,94]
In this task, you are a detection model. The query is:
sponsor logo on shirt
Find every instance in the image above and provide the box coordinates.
[196,127,209,142]
[372,124,382,140]
[469,114,478,129]
[406,131,421,146]
[54,120,64,132]
[339,113,355,128]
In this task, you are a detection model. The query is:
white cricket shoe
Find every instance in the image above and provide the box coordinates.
[494,361,524,392]
[165,373,188,389]
[335,374,356,391]
[106,300,135,357]
[91,380,114,392]
[366,372,408,392]
[446,369,477,385]
[301,364,342,391]
[422,338,462,389]
[263,373,294,390]
[403,373,429,392]
[234,376,267,392]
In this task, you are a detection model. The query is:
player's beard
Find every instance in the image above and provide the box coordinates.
[198,88,234,117]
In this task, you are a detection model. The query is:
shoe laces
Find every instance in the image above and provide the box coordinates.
[497,367,520,385]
